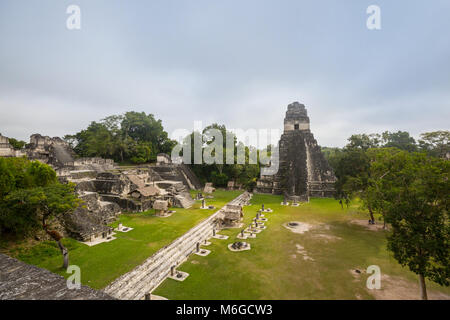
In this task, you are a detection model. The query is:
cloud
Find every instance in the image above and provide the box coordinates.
[0,1,449,147]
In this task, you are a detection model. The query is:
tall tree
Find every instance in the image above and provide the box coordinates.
[0,159,79,268]
[368,151,449,299]
[1,184,79,268]
[418,130,449,159]
[346,133,382,150]
[65,111,176,164]
[179,124,260,189]
[381,131,417,152]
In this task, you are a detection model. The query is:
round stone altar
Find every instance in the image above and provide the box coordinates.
[228,241,251,252]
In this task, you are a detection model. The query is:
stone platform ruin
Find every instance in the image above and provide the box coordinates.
[0,254,114,300]
[0,133,203,243]
[256,102,336,201]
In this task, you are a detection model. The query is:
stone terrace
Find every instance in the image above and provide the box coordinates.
[0,254,114,300]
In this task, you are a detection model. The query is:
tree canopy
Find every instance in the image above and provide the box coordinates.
[324,130,449,201]
[322,131,449,299]
[0,157,79,268]
[367,150,449,299]
[178,123,261,189]
[65,112,176,164]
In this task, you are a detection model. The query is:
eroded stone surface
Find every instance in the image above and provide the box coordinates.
[256,102,336,200]
[0,254,114,300]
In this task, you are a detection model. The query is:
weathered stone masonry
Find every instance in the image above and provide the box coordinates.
[256,102,336,200]
[0,253,114,300]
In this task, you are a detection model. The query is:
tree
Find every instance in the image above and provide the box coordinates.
[0,158,79,268]
[65,111,176,164]
[321,147,342,164]
[121,111,175,156]
[1,184,79,268]
[129,141,152,164]
[329,147,373,220]
[368,151,449,299]
[327,131,418,220]
[365,148,404,228]
[418,131,449,159]
[330,134,379,204]
[181,124,260,189]
[346,133,382,150]
[66,121,116,159]
[0,157,57,199]
[211,171,228,187]
[381,131,417,152]
[8,137,26,150]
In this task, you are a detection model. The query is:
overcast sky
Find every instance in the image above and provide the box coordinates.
[0,0,449,147]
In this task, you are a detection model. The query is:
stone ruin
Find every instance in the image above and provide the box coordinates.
[153,200,169,216]
[218,191,251,228]
[221,204,244,228]
[0,134,26,157]
[256,102,336,201]
[228,240,251,252]
[203,182,216,194]
[0,133,203,242]
[0,133,115,171]
[231,241,248,250]
[0,253,115,300]
[227,180,243,190]
[64,160,201,240]
[156,153,171,165]
[27,134,76,168]
[152,153,203,190]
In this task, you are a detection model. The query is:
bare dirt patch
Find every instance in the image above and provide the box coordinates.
[349,269,450,300]
[295,244,314,261]
[349,268,366,282]
[284,221,313,234]
[350,220,387,231]
[372,274,450,300]
[312,233,342,242]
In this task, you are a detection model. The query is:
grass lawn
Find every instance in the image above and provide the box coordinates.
[152,193,450,300]
[1,190,242,289]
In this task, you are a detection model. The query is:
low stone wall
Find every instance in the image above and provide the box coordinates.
[104,192,251,300]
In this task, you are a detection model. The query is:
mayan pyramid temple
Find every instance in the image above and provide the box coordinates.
[256,102,336,201]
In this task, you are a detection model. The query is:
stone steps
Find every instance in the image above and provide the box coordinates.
[174,194,195,208]
[179,164,203,189]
